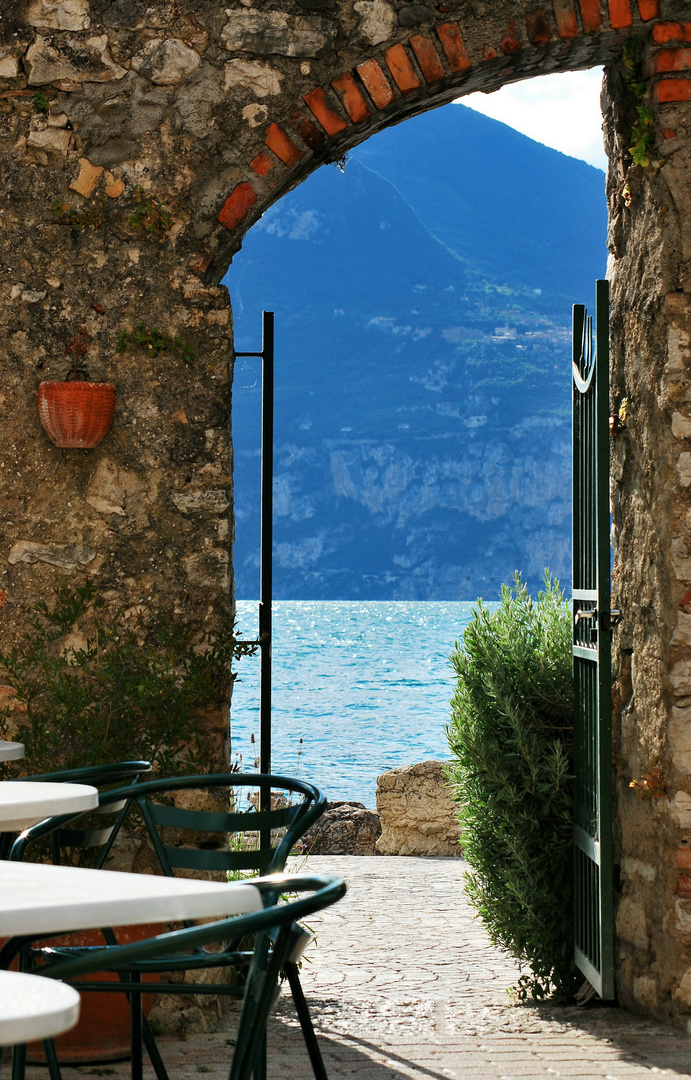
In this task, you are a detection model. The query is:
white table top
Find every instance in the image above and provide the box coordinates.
[0,861,263,936]
[0,970,80,1046]
[0,742,24,762]
[0,781,98,831]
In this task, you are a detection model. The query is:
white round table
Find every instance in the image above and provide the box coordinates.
[0,862,263,936]
[0,782,98,832]
[0,742,24,762]
[0,970,80,1045]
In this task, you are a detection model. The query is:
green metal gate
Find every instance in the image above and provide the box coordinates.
[572,278,616,1000]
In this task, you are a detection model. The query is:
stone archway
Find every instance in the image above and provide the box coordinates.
[2,0,691,1025]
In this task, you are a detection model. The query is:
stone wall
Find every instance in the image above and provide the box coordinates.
[3,0,691,1024]
[604,31,691,1023]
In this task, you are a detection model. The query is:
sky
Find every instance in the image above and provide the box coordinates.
[459,67,607,172]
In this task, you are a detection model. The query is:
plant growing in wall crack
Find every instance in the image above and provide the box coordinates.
[127,186,187,236]
[0,582,257,779]
[622,39,656,169]
[446,572,576,1001]
[116,322,197,364]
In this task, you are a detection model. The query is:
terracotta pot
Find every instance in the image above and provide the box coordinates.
[38,381,116,449]
[2,924,160,1064]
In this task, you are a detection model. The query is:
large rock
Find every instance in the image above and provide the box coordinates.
[376,761,461,857]
[300,801,381,855]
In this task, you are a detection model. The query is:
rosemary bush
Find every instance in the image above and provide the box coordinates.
[446,573,576,1000]
[0,582,256,779]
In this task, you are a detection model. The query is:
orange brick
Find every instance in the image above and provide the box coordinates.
[331,73,371,122]
[653,22,691,44]
[526,10,552,45]
[637,0,660,19]
[578,0,603,33]
[409,34,446,82]
[287,107,325,151]
[608,0,632,28]
[304,87,347,135]
[70,157,103,199]
[655,77,691,102]
[657,48,691,73]
[356,59,396,108]
[482,45,497,60]
[678,874,691,899]
[663,127,677,138]
[554,1,579,37]
[250,152,274,177]
[676,846,691,869]
[501,20,522,53]
[264,124,304,166]
[218,182,256,231]
[103,171,125,198]
[384,43,421,93]
[435,22,472,73]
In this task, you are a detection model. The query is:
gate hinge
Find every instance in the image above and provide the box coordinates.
[601,610,622,631]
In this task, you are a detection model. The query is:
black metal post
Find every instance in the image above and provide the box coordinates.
[235,311,274,834]
[259,312,274,826]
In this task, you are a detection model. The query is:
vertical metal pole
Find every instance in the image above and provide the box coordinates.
[259,311,274,826]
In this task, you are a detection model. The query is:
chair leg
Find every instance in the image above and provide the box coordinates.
[10,1044,26,1080]
[130,972,143,1080]
[284,963,328,1080]
[229,932,282,1080]
[42,1038,63,1080]
[142,1014,171,1080]
[251,1033,266,1080]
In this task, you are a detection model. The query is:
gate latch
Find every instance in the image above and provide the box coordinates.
[574,608,622,630]
[574,608,596,626]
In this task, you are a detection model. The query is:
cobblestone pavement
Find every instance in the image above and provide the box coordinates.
[22,855,691,1079]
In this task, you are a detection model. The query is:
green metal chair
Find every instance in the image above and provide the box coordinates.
[0,760,152,861]
[3,872,346,1080]
[9,773,329,1080]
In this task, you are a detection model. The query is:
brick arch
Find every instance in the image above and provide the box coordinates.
[203,0,668,283]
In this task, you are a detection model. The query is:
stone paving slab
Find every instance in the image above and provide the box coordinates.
[18,855,691,1079]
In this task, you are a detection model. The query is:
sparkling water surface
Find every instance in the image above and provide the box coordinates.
[231,600,482,807]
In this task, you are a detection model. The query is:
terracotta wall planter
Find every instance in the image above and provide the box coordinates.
[38,381,116,449]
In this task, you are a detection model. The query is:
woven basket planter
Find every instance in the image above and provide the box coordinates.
[38,381,116,449]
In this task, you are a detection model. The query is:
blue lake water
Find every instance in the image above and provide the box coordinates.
[230,600,483,807]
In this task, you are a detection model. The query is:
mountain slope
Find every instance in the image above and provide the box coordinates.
[225,103,607,600]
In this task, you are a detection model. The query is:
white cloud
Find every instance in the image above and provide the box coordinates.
[458,67,606,172]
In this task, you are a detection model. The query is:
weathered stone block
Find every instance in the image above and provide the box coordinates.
[353,0,396,46]
[671,706,691,772]
[8,541,96,570]
[26,0,90,31]
[24,34,126,86]
[0,56,20,79]
[131,39,201,86]
[224,60,283,98]
[616,897,649,951]
[26,126,72,153]
[171,490,229,517]
[633,975,659,1011]
[221,11,337,58]
[376,760,461,857]
[672,791,691,829]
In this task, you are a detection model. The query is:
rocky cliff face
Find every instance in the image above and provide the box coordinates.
[227,104,607,599]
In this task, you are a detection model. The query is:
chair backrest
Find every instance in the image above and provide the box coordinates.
[18,761,152,786]
[6,761,152,866]
[133,774,325,876]
[11,773,326,877]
